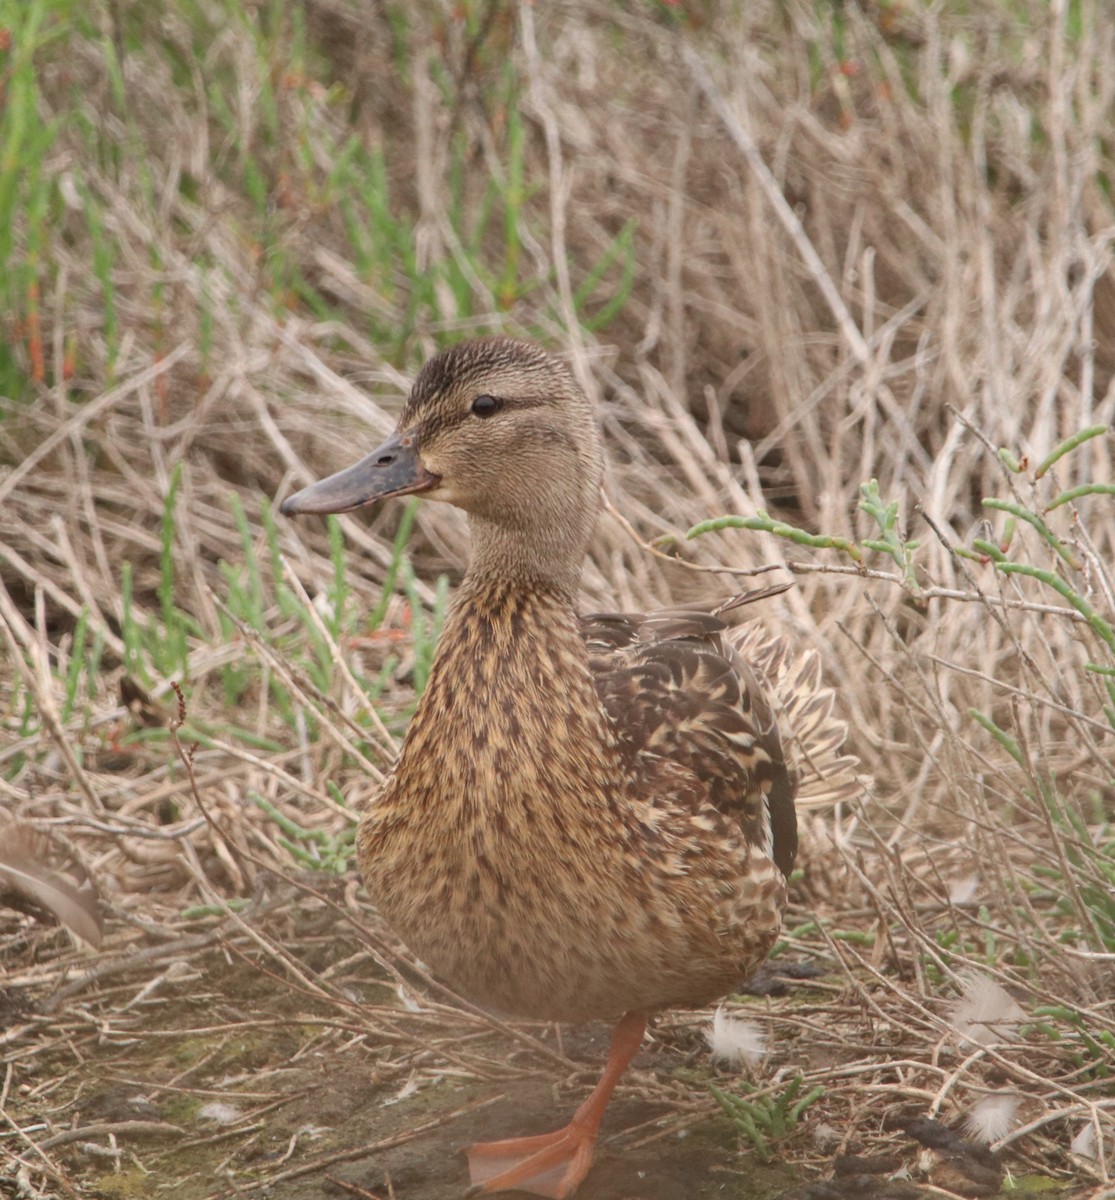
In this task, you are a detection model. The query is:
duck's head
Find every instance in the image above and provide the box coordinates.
[281,338,604,592]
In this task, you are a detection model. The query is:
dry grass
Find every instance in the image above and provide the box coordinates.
[2,1,1114,1196]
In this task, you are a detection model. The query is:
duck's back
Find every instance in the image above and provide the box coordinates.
[583,602,798,879]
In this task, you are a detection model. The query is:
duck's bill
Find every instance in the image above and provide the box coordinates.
[280,432,440,516]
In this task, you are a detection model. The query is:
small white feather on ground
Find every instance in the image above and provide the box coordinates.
[1070,1122,1098,1162]
[947,970,1027,1049]
[705,1006,767,1069]
[963,1094,1021,1143]
[198,1102,243,1125]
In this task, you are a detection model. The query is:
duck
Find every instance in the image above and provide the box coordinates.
[280,337,853,1199]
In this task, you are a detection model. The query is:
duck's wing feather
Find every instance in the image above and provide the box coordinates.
[582,599,799,877]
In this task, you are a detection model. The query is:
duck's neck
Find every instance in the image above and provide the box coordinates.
[463,513,588,598]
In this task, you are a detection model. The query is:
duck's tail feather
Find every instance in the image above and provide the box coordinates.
[729,626,865,810]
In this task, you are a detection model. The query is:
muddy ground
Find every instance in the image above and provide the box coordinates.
[2,887,815,1200]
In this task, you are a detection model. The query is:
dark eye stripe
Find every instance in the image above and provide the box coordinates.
[414,394,553,443]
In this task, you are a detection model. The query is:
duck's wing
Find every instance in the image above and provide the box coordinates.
[582,598,799,877]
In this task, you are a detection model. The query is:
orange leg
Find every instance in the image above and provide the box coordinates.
[466,1011,647,1199]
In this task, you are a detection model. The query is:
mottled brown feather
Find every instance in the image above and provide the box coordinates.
[583,601,797,877]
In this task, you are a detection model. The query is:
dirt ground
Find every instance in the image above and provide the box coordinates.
[2,889,811,1200]
[3,850,1089,1200]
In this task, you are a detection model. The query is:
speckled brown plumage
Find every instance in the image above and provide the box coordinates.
[280,337,854,1197]
[359,578,788,1024]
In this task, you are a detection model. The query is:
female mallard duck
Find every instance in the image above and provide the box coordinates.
[281,338,852,1199]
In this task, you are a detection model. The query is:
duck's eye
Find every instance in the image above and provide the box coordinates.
[470,394,502,418]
